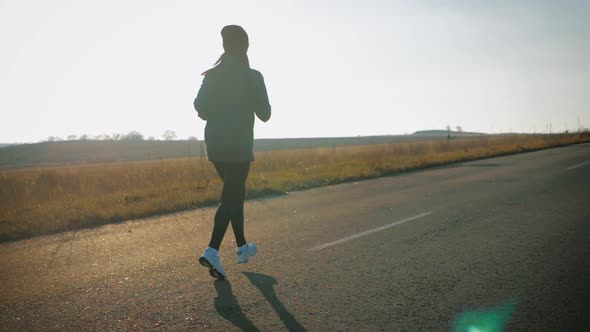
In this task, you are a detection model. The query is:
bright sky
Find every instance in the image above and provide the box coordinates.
[1,0,589,143]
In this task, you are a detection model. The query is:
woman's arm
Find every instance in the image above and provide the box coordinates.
[252,71,271,122]
[193,75,213,121]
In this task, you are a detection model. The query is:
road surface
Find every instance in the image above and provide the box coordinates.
[2,144,590,331]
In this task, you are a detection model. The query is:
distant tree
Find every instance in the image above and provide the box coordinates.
[123,131,144,141]
[456,126,463,133]
[147,136,156,141]
[162,130,177,141]
[112,133,122,141]
[446,125,451,132]
[80,134,89,141]
[67,135,78,141]
[188,136,198,141]
[102,134,112,141]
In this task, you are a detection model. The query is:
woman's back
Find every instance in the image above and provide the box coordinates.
[194,55,270,162]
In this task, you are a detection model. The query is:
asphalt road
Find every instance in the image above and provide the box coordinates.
[2,143,590,331]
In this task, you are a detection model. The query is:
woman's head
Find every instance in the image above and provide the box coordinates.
[209,25,250,70]
[221,25,249,55]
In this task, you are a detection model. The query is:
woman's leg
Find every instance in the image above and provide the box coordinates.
[207,162,251,250]
[226,163,250,247]
[208,162,231,250]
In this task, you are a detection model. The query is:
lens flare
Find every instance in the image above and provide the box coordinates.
[452,298,518,332]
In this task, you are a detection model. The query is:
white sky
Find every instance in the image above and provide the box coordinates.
[1,0,589,143]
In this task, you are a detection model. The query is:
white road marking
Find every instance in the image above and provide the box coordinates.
[307,212,432,252]
[567,161,590,170]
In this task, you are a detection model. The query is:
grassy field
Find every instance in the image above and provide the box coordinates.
[0,133,471,168]
[1,133,589,242]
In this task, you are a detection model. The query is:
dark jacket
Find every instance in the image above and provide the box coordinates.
[194,56,271,162]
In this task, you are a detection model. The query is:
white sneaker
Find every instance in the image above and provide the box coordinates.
[199,247,226,279]
[236,243,257,263]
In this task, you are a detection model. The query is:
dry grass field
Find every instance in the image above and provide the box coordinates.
[0,135,452,168]
[1,133,588,242]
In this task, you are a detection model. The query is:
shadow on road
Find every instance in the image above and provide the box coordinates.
[214,280,259,331]
[243,272,307,332]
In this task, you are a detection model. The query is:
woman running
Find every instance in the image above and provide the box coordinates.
[194,25,271,279]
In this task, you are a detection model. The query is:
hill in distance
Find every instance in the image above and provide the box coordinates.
[412,130,486,137]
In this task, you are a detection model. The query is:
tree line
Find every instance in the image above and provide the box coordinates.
[45,130,199,142]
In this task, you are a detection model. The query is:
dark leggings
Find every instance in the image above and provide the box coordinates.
[208,162,251,250]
